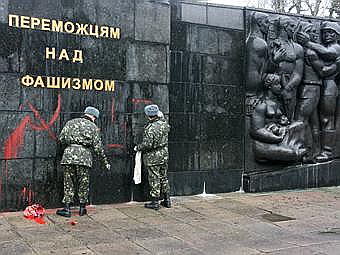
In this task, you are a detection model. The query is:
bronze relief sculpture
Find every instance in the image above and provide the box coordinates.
[247,12,340,164]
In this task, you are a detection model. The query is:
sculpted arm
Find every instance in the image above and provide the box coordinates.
[305,42,338,61]
[312,60,338,78]
[286,59,303,91]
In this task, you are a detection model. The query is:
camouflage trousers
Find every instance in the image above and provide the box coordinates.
[62,164,90,204]
[147,163,170,199]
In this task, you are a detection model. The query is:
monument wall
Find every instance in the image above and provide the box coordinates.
[1,0,340,211]
[0,0,171,211]
[169,2,245,195]
[243,8,340,191]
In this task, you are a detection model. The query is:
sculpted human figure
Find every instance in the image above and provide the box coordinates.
[297,21,340,162]
[246,12,269,97]
[294,23,322,162]
[295,23,339,162]
[270,17,304,121]
[250,74,306,162]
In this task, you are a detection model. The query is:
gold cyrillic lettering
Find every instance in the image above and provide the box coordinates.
[34,76,45,87]
[89,24,99,38]
[51,20,63,32]
[21,75,34,86]
[41,18,50,31]
[8,14,19,27]
[72,78,81,89]
[72,50,83,63]
[47,76,60,88]
[64,21,75,33]
[105,80,115,92]
[61,77,71,88]
[75,23,89,35]
[31,17,40,29]
[100,26,109,37]
[20,16,30,29]
[110,27,120,39]
[58,49,70,61]
[94,80,104,90]
[82,79,93,90]
[45,47,56,60]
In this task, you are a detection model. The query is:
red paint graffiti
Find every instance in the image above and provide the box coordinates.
[107,144,125,149]
[19,186,35,208]
[131,98,153,105]
[1,94,61,201]
[108,97,125,151]
[3,116,31,161]
[3,94,61,160]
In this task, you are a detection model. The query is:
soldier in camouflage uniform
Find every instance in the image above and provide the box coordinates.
[135,105,171,210]
[56,106,110,217]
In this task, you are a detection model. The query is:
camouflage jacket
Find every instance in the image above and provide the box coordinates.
[137,117,170,166]
[59,116,108,168]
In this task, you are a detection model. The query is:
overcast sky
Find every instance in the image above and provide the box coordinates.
[200,0,331,16]
[200,0,266,7]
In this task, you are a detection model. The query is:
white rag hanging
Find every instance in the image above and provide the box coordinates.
[133,151,142,184]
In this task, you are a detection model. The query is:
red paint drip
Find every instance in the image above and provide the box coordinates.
[107,144,125,149]
[3,116,31,160]
[24,215,46,224]
[131,98,153,105]
[48,94,62,126]
[1,94,62,201]
[70,219,78,225]
[19,187,35,207]
[1,115,30,201]
[33,216,46,224]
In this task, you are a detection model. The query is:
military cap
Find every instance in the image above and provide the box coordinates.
[321,21,340,34]
[84,106,100,118]
[144,104,159,116]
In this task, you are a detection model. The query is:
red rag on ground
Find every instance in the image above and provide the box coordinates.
[23,204,46,224]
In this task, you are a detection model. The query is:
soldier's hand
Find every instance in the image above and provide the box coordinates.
[106,163,111,171]
[296,32,309,46]
[273,48,286,63]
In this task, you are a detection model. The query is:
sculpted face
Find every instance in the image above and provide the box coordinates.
[264,74,281,95]
[268,19,278,40]
[309,26,320,43]
[285,20,297,38]
[254,12,269,35]
[258,16,269,34]
[270,80,282,95]
[322,29,338,44]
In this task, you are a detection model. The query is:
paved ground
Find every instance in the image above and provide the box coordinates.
[1,187,340,255]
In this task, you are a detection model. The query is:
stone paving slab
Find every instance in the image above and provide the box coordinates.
[1,187,340,254]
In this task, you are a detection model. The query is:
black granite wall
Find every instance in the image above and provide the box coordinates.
[1,0,339,212]
[169,2,245,195]
[0,0,171,211]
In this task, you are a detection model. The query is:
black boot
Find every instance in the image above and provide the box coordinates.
[160,194,171,208]
[144,199,159,210]
[56,204,71,217]
[79,203,87,216]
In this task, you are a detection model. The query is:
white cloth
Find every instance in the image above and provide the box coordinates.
[133,151,142,184]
